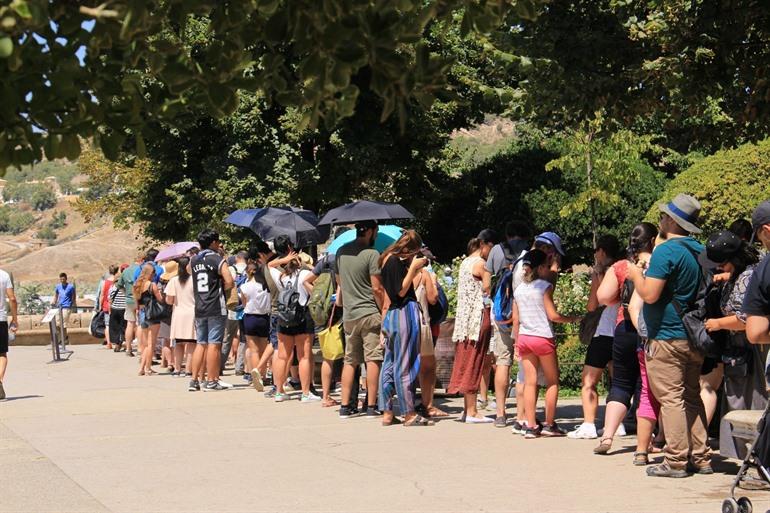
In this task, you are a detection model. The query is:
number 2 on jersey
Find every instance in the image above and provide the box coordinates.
[197,272,209,292]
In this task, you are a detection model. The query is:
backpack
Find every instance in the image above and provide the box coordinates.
[490,241,518,294]
[308,271,335,326]
[492,267,515,326]
[276,273,306,328]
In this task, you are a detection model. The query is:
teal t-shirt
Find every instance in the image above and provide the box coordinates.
[643,236,704,341]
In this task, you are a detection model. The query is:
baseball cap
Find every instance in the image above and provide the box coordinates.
[534,232,565,256]
[751,200,770,243]
[698,230,743,269]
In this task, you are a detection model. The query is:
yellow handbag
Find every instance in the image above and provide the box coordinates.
[318,305,344,361]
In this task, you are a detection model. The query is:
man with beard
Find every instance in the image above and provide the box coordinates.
[334,220,385,418]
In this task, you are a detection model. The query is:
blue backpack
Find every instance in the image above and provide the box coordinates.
[492,267,515,327]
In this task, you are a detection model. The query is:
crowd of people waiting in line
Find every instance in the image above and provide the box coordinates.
[3,194,770,480]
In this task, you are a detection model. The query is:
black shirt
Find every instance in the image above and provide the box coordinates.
[192,250,226,318]
[381,256,416,310]
[743,253,770,316]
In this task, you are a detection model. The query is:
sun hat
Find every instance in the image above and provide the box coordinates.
[160,260,179,281]
[534,231,565,256]
[750,200,770,243]
[697,231,743,269]
[522,249,547,268]
[659,193,702,234]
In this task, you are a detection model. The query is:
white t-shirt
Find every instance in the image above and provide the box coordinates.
[240,279,271,315]
[0,269,12,322]
[511,250,528,292]
[595,302,620,338]
[269,268,313,307]
[514,279,554,338]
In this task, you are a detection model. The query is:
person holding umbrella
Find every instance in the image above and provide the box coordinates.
[334,220,386,418]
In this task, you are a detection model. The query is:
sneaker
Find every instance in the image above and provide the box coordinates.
[524,426,541,439]
[250,369,264,392]
[187,379,200,392]
[204,381,226,392]
[511,420,528,435]
[274,392,289,402]
[476,399,488,410]
[646,463,689,478]
[366,407,383,419]
[339,405,362,419]
[567,423,598,439]
[216,379,233,389]
[301,392,322,403]
[599,423,627,437]
[264,370,273,386]
[486,400,497,411]
[235,370,245,376]
[541,423,566,437]
[494,416,507,428]
[264,386,276,399]
[0,381,5,400]
[286,379,301,392]
[243,374,252,383]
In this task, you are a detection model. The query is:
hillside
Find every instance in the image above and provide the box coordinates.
[0,197,143,284]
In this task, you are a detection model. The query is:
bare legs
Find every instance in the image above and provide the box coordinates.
[124,320,135,356]
[0,353,7,382]
[522,352,559,427]
[494,363,510,419]
[700,364,723,426]
[245,336,268,376]
[139,323,159,375]
[580,366,604,425]
[420,354,438,413]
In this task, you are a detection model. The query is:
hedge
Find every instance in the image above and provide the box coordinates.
[647,138,770,234]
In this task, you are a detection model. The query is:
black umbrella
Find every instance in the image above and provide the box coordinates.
[317,200,414,226]
[225,207,330,247]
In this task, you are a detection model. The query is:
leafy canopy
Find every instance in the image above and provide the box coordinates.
[0,0,544,170]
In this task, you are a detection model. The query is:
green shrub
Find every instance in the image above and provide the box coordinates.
[648,138,770,234]
[37,225,57,242]
[0,206,35,234]
[557,335,587,391]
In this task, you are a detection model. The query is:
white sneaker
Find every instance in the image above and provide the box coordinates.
[250,369,264,392]
[567,423,598,439]
[617,423,627,437]
[301,392,322,403]
[216,379,233,389]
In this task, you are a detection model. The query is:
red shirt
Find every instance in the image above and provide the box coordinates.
[612,260,630,326]
[101,279,113,312]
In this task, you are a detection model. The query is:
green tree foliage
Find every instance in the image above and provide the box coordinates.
[2,181,56,210]
[647,138,770,236]
[48,210,67,229]
[2,160,79,194]
[36,224,56,242]
[543,112,660,247]
[15,282,47,315]
[0,0,545,170]
[0,204,34,233]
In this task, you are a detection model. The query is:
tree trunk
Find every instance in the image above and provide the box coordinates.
[586,130,597,249]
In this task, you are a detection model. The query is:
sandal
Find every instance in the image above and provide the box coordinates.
[404,414,434,427]
[594,437,613,455]
[427,406,449,418]
[382,416,402,427]
[633,452,649,466]
[322,398,340,408]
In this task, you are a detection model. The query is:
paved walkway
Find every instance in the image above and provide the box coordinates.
[0,345,765,513]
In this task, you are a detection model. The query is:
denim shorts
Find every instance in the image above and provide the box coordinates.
[269,315,279,349]
[195,315,227,344]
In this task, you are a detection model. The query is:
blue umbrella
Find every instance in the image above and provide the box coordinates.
[326,225,404,255]
[225,207,330,247]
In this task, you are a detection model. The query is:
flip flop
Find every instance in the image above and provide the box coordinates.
[427,406,450,418]
[404,415,434,427]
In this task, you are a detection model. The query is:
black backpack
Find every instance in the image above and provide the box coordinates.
[276,273,306,328]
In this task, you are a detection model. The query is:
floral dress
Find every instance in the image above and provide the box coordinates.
[452,256,485,343]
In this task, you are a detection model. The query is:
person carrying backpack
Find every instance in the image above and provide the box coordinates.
[270,255,317,402]
[482,220,531,427]
[627,194,710,478]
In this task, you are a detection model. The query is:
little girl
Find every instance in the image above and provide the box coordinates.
[512,249,581,438]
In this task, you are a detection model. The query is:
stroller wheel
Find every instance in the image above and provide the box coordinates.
[737,497,752,513]
[723,498,738,513]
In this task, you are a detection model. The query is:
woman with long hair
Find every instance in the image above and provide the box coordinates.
[568,235,622,440]
[378,230,432,426]
[240,262,272,392]
[594,222,658,461]
[270,256,316,402]
[413,260,447,419]
[133,263,163,376]
[165,257,196,377]
[703,231,767,414]
[448,229,498,424]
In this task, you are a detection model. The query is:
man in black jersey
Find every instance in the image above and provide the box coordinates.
[188,229,235,392]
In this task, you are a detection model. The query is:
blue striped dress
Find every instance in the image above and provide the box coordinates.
[379,300,422,414]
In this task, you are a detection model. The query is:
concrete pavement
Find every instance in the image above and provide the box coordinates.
[0,345,765,513]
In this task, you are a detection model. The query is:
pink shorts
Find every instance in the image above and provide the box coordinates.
[517,334,556,357]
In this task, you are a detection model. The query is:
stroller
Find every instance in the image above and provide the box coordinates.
[722,402,770,513]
